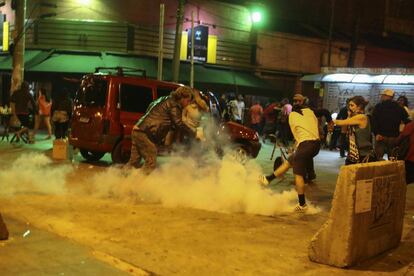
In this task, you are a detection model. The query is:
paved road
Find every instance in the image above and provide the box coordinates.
[0,133,413,275]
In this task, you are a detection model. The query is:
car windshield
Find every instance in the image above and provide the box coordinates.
[75,77,108,107]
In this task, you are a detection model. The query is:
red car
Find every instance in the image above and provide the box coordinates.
[69,67,261,163]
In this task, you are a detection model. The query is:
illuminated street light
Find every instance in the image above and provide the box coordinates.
[251,11,262,23]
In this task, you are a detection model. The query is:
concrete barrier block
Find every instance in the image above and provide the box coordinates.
[309,161,406,267]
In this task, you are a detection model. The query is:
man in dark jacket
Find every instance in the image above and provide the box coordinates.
[127,86,197,174]
[10,81,37,142]
[371,88,411,160]
[335,100,350,157]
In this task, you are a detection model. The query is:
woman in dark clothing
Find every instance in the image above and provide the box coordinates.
[334,96,376,165]
[51,88,72,139]
[397,112,414,184]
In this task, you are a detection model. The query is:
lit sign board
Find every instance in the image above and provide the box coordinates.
[187,25,209,62]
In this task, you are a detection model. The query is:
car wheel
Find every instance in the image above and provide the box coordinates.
[80,149,105,162]
[111,141,130,164]
[231,144,250,164]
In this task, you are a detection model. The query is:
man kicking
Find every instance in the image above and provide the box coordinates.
[259,94,320,212]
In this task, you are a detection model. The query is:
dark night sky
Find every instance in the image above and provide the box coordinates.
[218,0,414,50]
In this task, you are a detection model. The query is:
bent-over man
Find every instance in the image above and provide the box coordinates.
[127,86,197,174]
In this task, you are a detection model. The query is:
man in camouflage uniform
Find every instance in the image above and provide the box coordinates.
[127,86,197,174]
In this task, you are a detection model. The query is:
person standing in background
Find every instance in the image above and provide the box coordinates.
[10,81,37,143]
[262,101,280,143]
[249,100,263,134]
[235,94,246,124]
[335,99,350,157]
[278,98,292,146]
[397,110,414,184]
[397,95,410,132]
[371,89,410,160]
[51,88,72,139]
[219,94,229,121]
[34,88,53,140]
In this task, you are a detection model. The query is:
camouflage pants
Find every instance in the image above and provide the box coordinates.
[128,130,157,174]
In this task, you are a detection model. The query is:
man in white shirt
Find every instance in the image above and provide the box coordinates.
[235,94,245,124]
[259,94,320,212]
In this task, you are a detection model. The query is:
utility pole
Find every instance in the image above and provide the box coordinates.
[157,3,165,81]
[11,0,26,94]
[190,11,194,88]
[327,0,335,67]
[347,0,361,67]
[172,0,185,83]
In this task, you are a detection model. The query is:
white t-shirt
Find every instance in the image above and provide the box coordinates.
[288,108,320,145]
[235,100,245,122]
[182,103,202,131]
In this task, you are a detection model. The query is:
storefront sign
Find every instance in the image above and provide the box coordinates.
[187,25,209,62]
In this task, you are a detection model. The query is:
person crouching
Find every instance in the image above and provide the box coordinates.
[127,86,200,174]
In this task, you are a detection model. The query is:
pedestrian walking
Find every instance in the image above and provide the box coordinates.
[33,88,53,140]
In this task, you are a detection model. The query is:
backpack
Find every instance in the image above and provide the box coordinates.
[392,135,411,160]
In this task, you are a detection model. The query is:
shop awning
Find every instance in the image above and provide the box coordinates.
[0,50,44,70]
[301,67,414,84]
[0,50,272,90]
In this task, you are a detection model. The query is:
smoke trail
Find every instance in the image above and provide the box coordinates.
[90,153,321,215]
[0,153,71,196]
[0,119,321,216]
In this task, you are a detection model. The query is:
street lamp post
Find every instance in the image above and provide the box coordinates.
[249,9,262,65]
[172,0,185,83]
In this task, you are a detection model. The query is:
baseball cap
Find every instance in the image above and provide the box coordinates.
[380,89,395,97]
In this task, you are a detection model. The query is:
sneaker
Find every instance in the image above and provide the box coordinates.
[294,204,308,213]
[259,175,269,186]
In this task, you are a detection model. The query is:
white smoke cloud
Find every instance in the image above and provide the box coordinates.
[0,149,321,215]
[90,153,321,215]
[0,153,71,196]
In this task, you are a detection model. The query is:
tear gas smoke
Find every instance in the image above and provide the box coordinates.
[0,153,71,196]
[90,154,320,215]
[0,118,321,215]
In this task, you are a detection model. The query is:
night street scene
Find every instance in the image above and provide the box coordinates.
[1,0,414,275]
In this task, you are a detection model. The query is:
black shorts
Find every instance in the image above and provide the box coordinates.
[17,114,30,128]
[288,140,320,177]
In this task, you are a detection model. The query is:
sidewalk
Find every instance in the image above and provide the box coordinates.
[0,216,126,275]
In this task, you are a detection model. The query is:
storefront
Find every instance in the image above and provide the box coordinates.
[0,49,273,106]
[301,67,414,112]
